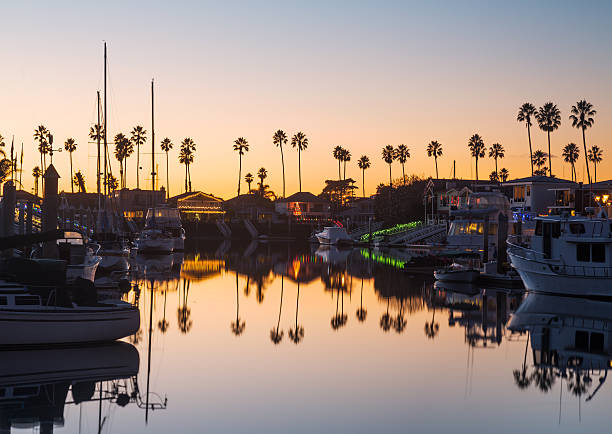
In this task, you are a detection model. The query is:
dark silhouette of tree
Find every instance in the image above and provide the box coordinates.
[381,145,395,186]
[426,140,443,178]
[395,144,410,185]
[158,290,169,333]
[380,298,392,332]
[34,125,49,172]
[357,155,371,197]
[424,308,439,339]
[32,166,41,196]
[64,138,77,193]
[270,275,284,344]
[331,288,348,330]
[130,126,147,189]
[489,170,499,182]
[535,102,561,176]
[531,366,555,392]
[468,134,486,181]
[567,369,591,397]
[393,302,406,334]
[177,279,192,334]
[288,282,304,344]
[113,133,130,188]
[73,171,86,193]
[233,137,249,196]
[273,130,288,198]
[562,143,580,182]
[532,150,548,176]
[244,172,254,192]
[488,142,504,176]
[517,102,536,175]
[513,334,531,390]
[160,138,173,199]
[333,146,344,180]
[588,145,603,183]
[231,272,246,336]
[499,168,510,182]
[569,100,596,184]
[291,132,308,192]
[356,278,367,322]
[341,148,351,181]
[179,138,195,192]
[106,174,118,192]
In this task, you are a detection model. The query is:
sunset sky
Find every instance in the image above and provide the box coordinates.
[2,1,612,198]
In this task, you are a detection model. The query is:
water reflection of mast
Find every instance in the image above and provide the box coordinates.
[145,279,153,423]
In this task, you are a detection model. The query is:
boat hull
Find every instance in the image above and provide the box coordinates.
[0,305,140,346]
[66,257,102,283]
[136,237,174,254]
[434,269,480,283]
[508,249,612,296]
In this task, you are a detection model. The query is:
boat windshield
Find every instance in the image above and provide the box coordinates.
[145,208,181,227]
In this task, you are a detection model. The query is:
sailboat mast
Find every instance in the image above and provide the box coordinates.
[97,91,101,196]
[103,42,108,196]
[151,79,155,193]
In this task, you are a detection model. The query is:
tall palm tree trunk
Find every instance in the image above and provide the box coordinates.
[527,124,534,175]
[276,276,284,336]
[165,151,170,199]
[547,131,552,176]
[338,159,341,180]
[188,163,192,192]
[582,129,592,184]
[494,157,498,176]
[184,163,188,192]
[475,157,479,181]
[298,150,302,192]
[136,144,140,189]
[402,163,405,185]
[388,164,392,186]
[435,156,439,179]
[70,152,74,193]
[362,168,365,198]
[343,161,346,181]
[237,155,242,196]
[594,161,597,183]
[280,145,285,198]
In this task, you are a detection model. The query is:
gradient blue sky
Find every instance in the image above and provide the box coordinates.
[2,1,611,197]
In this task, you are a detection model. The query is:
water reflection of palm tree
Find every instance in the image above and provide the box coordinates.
[270,276,284,344]
[423,307,439,339]
[288,282,304,344]
[567,370,591,397]
[380,298,392,332]
[231,273,246,336]
[512,333,532,390]
[393,301,406,334]
[243,275,251,297]
[157,290,169,333]
[331,288,348,330]
[177,279,192,334]
[531,366,556,393]
[356,278,367,322]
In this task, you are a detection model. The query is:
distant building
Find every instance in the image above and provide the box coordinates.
[112,188,166,220]
[168,191,225,221]
[501,176,577,216]
[275,192,331,222]
[424,179,496,219]
[338,197,375,227]
[224,194,275,221]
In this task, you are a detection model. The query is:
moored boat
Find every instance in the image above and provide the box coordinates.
[315,226,352,245]
[434,262,480,283]
[136,207,185,254]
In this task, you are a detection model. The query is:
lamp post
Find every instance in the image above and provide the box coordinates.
[47,133,63,165]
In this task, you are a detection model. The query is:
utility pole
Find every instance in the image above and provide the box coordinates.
[97,91,101,195]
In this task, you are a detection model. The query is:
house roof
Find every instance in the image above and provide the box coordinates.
[278,191,328,203]
[224,194,274,210]
[502,175,576,185]
[15,190,41,204]
[168,191,223,204]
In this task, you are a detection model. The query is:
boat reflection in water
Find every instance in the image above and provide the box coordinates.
[0,342,138,433]
[509,292,612,408]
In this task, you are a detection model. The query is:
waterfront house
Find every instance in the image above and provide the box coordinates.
[275,192,331,222]
[168,191,224,221]
[224,194,275,221]
[501,176,577,217]
[112,188,166,221]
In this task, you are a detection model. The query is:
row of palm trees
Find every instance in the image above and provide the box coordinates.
[517,100,603,183]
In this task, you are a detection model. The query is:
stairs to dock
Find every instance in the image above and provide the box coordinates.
[216,221,232,238]
[243,219,259,239]
[380,223,447,246]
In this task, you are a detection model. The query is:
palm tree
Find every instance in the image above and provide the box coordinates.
[63,138,77,193]
[569,100,596,185]
[381,145,395,186]
[33,125,49,174]
[32,166,41,196]
[393,303,406,334]
[160,138,173,199]
[291,132,308,192]
[114,133,129,188]
[426,141,443,178]
[333,146,344,180]
[106,174,119,192]
[499,167,510,182]
[233,137,249,196]
[273,130,288,198]
[179,140,194,193]
[532,150,548,176]
[331,288,348,330]
[270,276,284,344]
[342,148,351,181]
[588,145,603,183]
[489,171,499,182]
[73,171,86,193]
[562,143,580,182]
[488,142,505,176]
[395,144,410,185]
[517,103,536,175]
[130,126,147,189]
[256,167,268,195]
[231,273,246,336]
[89,124,105,192]
[288,282,304,344]
[535,102,561,176]
[467,134,486,180]
[356,278,367,322]
[357,155,371,197]
[424,308,439,339]
[244,172,254,192]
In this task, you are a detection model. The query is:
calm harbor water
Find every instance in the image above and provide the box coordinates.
[2,241,611,433]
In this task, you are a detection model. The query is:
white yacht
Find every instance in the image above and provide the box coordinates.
[507,212,612,296]
[315,226,352,245]
[445,192,512,258]
[0,281,139,346]
[56,232,102,283]
[136,207,185,254]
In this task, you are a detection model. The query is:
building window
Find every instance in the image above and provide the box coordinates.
[576,243,590,262]
[526,186,531,197]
